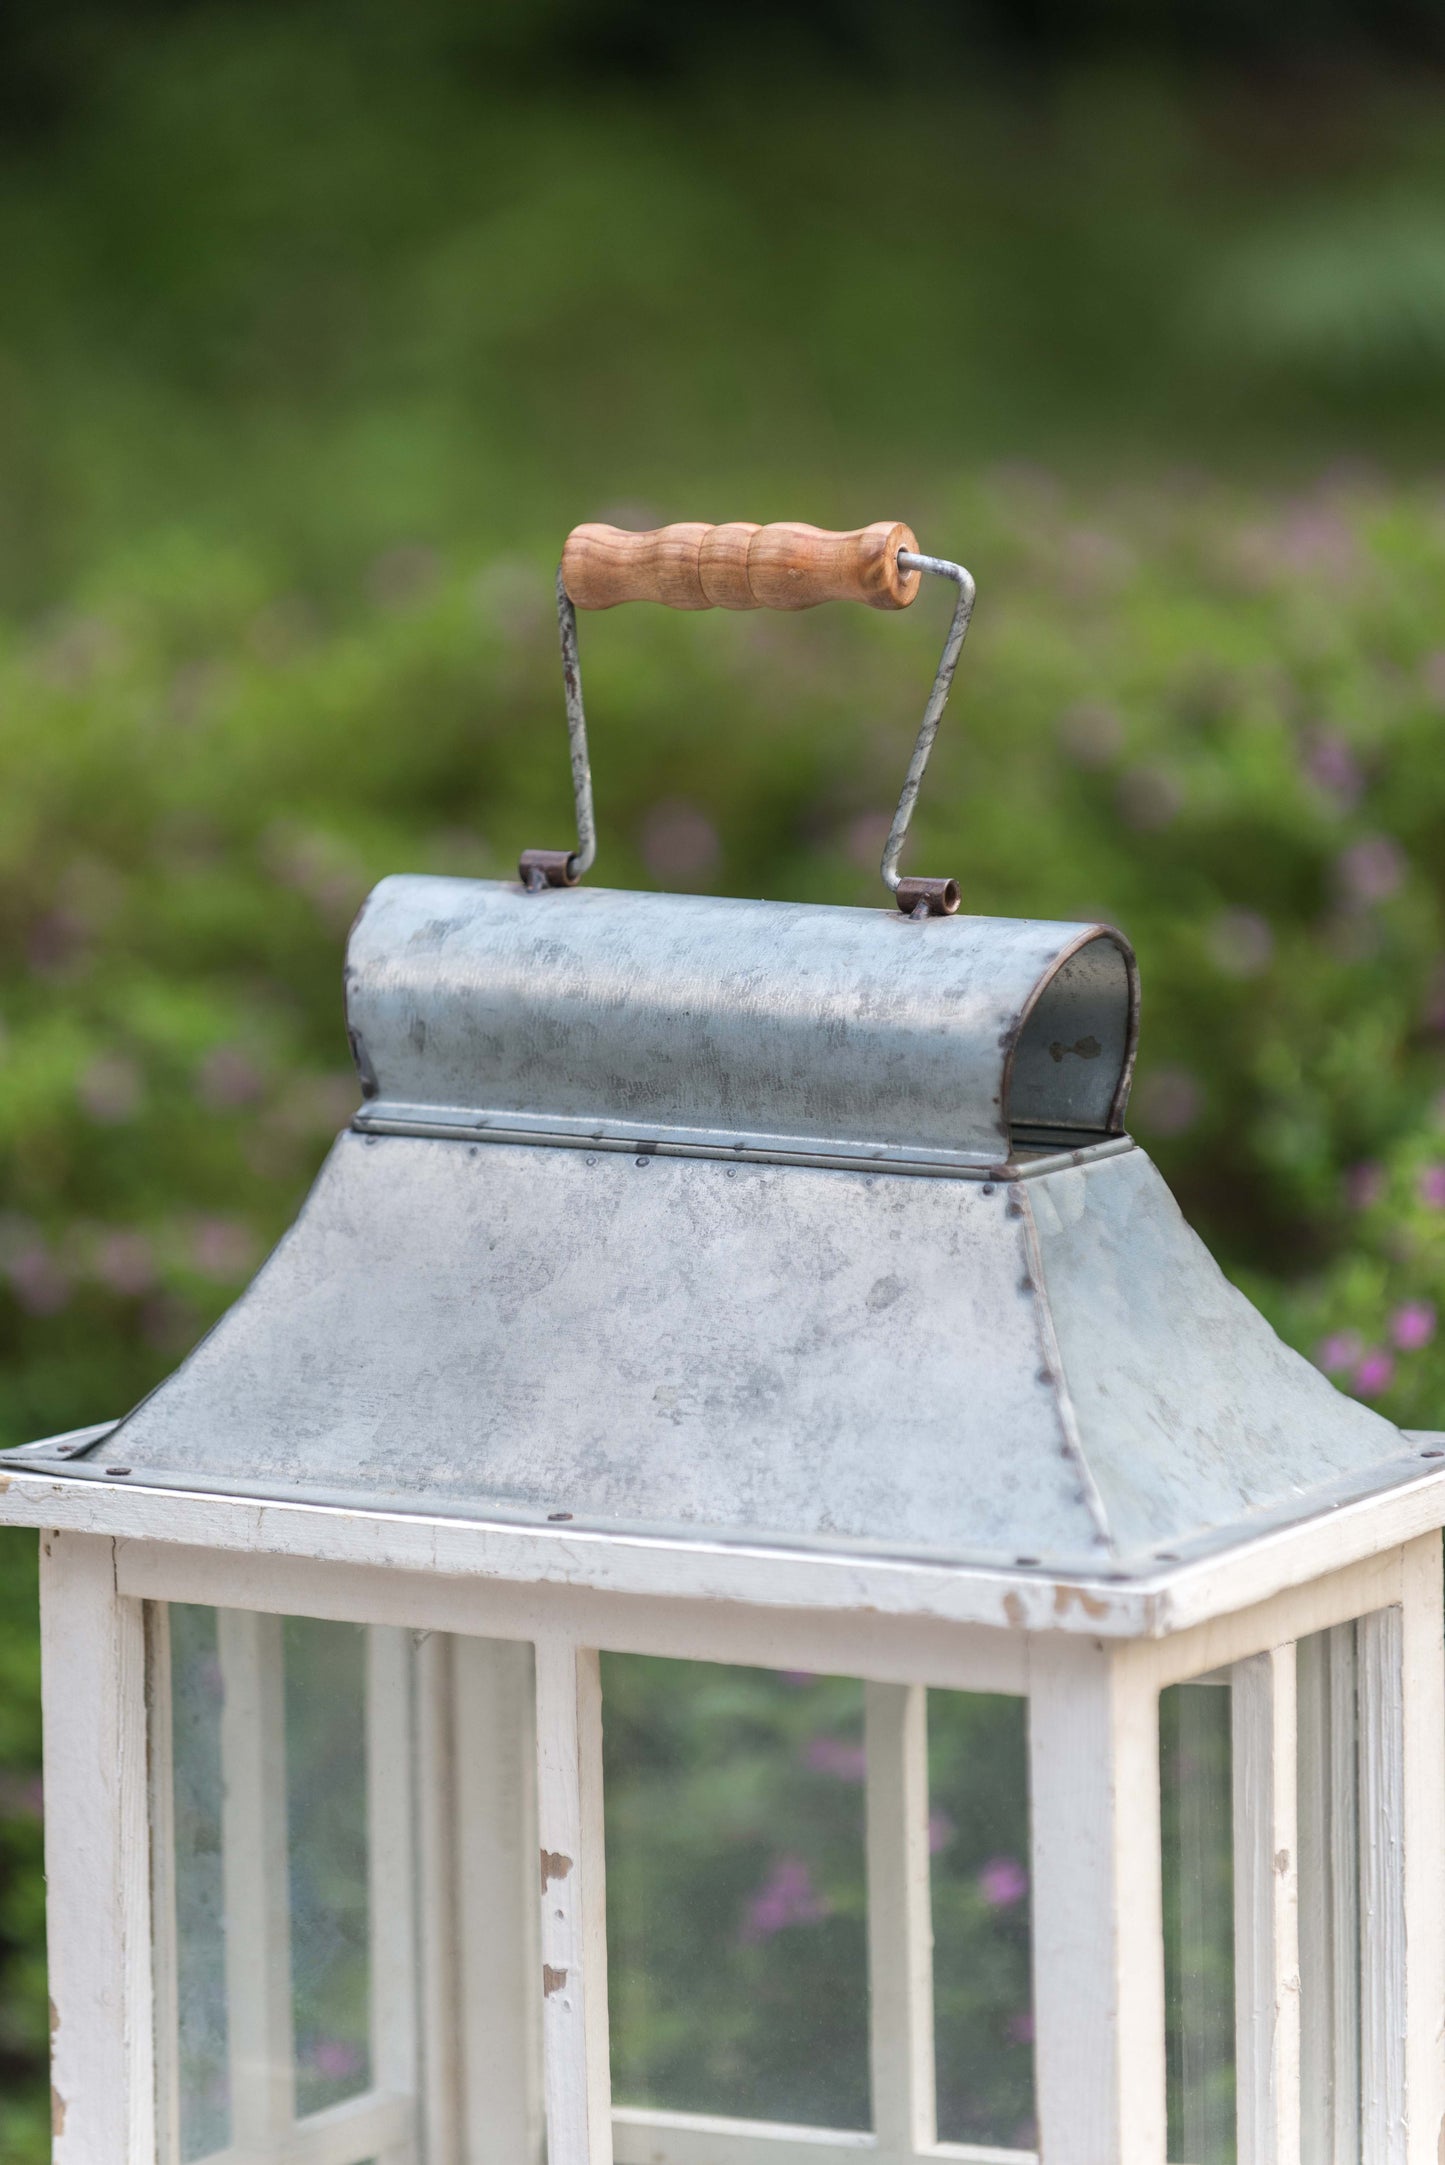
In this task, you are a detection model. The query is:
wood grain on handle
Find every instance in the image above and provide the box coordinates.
[562,520,921,612]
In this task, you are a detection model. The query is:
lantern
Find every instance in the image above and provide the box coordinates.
[5,518,1443,2165]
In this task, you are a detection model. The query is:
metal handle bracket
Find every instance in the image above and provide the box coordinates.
[520,548,975,915]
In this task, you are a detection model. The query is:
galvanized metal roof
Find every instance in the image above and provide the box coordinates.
[342,877,1139,1172]
[15,877,1434,1575]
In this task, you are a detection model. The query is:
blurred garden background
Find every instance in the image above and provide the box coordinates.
[3,0,1445,2152]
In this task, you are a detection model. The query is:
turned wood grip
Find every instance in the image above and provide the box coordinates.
[562,520,922,612]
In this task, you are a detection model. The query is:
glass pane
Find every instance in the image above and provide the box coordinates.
[1297,1625,1360,2165]
[158,1605,424,2153]
[603,1655,870,2128]
[285,1618,371,2115]
[1161,1677,1235,2165]
[169,1603,231,2160]
[928,1689,1034,2150]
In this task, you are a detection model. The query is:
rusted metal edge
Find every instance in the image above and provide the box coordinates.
[346,1110,1137,1183]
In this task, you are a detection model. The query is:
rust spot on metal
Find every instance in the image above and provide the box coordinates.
[1274,1847,1291,1875]
[1053,1582,1110,1621]
[540,1848,573,1891]
[1048,1035,1102,1064]
[50,1998,60,2040]
[52,2086,66,2137]
[0,1472,9,1494]
[1002,1591,1026,1627]
[543,1964,569,1996]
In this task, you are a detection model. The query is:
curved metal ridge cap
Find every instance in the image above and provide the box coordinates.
[344,875,1135,1159]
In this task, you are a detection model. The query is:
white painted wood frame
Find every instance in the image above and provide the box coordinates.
[455,1633,545,2165]
[41,1529,156,2165]
[367,1625,421,2164]
[536,1638,613,2165]
[217,1606,298,2145]
[11,1451,1445,1643]
[1231,1644,1301,2165]
[148,1601,184,2165]
[610,2107,1029,2165]
[1028,1636,1166,2165]
[112,1540,1029,1696]
[1296,1623,1361,2165]
[864,1682,937,2156]
[1398,1537,1445,2165]
[1358,1604,1407,2165]
[414,1630,464,2165]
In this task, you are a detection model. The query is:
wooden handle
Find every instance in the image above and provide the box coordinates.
[561,520,922,612]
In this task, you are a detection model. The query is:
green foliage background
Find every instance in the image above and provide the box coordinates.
[2,5,1445,2152]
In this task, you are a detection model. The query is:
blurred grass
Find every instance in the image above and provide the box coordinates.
[1,7,1444,2152]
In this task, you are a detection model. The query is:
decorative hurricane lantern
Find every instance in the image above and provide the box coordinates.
[5,519,1444,2165]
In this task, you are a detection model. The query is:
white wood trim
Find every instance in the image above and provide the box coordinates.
[536,1638,613,2165]
[1358,1606,1406,2165]
[9,1454,1445,1641]
[1398,1535,1445,2165]
[1327,1623,1363,2165]
[1145,1548,1401,1691]
[218,1607,297,2143]
[1027,1636,1165,2165]
[611,2104,1033,2165]
[1296,1625,1361,2165]
[39,1530,157,2165]
[455,1634,545,2165]
[113,1541,1028,1694]
[366,1626,419,2163]
[1231,1645,1301,2165]
[864,1682,937,2153]
[188,2085,413,2165]
[148,1601,184,2165]
[414,1631,463,2165]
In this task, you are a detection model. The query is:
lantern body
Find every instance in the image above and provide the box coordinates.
[6,876,1444,2165]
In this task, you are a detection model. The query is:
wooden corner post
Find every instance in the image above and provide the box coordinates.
[40,1529,156,2165]
[1028,1634,1166,2165]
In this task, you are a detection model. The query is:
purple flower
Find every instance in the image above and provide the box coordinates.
[197,1044,266,1111]
[1420,1164,1445,1209]
[978,1856,1028,1909]
[928,1809,956,1856]
[310,2039,364,2082]
[188,1216,258,1280]
[1302,729,1364,810]
[1206,908,1274,979]
[1316,1330,1362,1375]
[1392,1302,1437,1352]
[780,1669,817,1688]
[804,1735,867,1782]
[93,1230,155,1298]
[740,1856,831,1944]
[1354,1350,1395,1398]
[1007,2009,1035,2046]
[1336,834,1407,909]
[5,1243,70,1317]
[1345,1162,1385,1211]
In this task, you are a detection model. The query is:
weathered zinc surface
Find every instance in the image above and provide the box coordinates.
[342,876,1138,1167]
[22,873,1429,1576]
